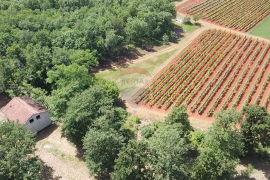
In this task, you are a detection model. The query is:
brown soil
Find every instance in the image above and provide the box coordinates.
[250,48,270,105]
[131,29,270,121]
[177,0,270,33]
[176,0,206,14]
[237,42,267,108]
[36,123,92,180]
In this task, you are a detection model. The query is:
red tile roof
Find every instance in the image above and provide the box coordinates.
[1,97,48,124]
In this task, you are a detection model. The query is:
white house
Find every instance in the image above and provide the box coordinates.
[1,97,51,133]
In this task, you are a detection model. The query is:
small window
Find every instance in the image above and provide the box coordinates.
[36,115,41,119]
[30,119,34,123]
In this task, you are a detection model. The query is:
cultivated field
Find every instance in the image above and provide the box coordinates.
[177,0,270,32]
[134,29,270,119]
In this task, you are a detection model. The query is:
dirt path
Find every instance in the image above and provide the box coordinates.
[36,124,92,180]
[177,12,270,43]
[129,11,270,123]
[118,26,208,69]
[126,105,213,131]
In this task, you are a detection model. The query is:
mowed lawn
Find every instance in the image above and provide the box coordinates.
[250,15,270,40]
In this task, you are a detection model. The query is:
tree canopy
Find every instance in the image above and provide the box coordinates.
[192,108,245,180]
[241,105,270,153]
[0,121,43,180]
[83,129,125,178]
[0,0,176,97]
[62,84,126,145]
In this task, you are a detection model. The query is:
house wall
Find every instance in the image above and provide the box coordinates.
[24,112,52,133]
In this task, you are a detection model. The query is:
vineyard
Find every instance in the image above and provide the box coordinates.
[177,0,270,32]
[133,29,270,119]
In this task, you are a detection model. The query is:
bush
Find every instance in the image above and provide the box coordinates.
[183,16,191,24]
[141,125,155,139]
[0,121,43,180]
[134,116,141,124]
[162,34,169,45]
[190,131,205,147]
[240,164,254,177]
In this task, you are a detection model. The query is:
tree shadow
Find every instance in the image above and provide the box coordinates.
[194,22,202,27]
[40,159,62,180]
[115,98,128,110]
[0,93,10,109]
[36,123,59,142]
[234,175,256,180]
[240,155,270,179]
[75,146,86,160]
[90,50,143,73]
[184,21,193,26]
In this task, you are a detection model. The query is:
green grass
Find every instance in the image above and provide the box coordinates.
[180,23,200,33]
[250,15,270,40]
[172,21,200,33]
[96,49,178,99]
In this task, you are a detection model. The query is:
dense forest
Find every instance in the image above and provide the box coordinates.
[1,1,270,180]
[0,0,176,98]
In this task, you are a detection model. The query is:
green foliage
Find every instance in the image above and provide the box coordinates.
[192,108,245,180]
[62,85,125,145]
[113,110,193,180]
[148,123,193,180]
[240,164,254,177]
[165,105,193,132]
[47,63,93,89]
[190,131,205,148]
[46,63,95,120]
[0,121,43,180]
[112,140,155,180]
[83,129,125,178]
[0,0,176,97]
[69,49,98,68]
[241,105,270,153]
[95,78,120,100]
[183,16,191,24]
[134,116,141,124]
[141,125,155,139]
[162,34,169,45]
[193,15,200,22]
[122,116,142,139]
[214,108,243,129]
[46,81,84,121]
[250,15,270,40]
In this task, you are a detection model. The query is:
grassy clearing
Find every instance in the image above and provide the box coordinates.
[173,20,200,34]
[250,15,270,40]
[180,23,200,33]
[96,49,177,99]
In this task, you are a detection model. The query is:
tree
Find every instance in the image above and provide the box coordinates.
[162,34,169,45]
[0,0,177,100]
[83,129,125,178]
[165,105,193,132]
[46,63,95,120]
[183,16,191,24]
[0,121,43,180]
[62,85,124,145]
[192,108,245,179]
[148,123,193,180]
[193,14,200,23]
[241,105,270,153]
[69,49,98,68]
[46,81,83,121]
[46,63,94,90]
[112,140,155,180]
